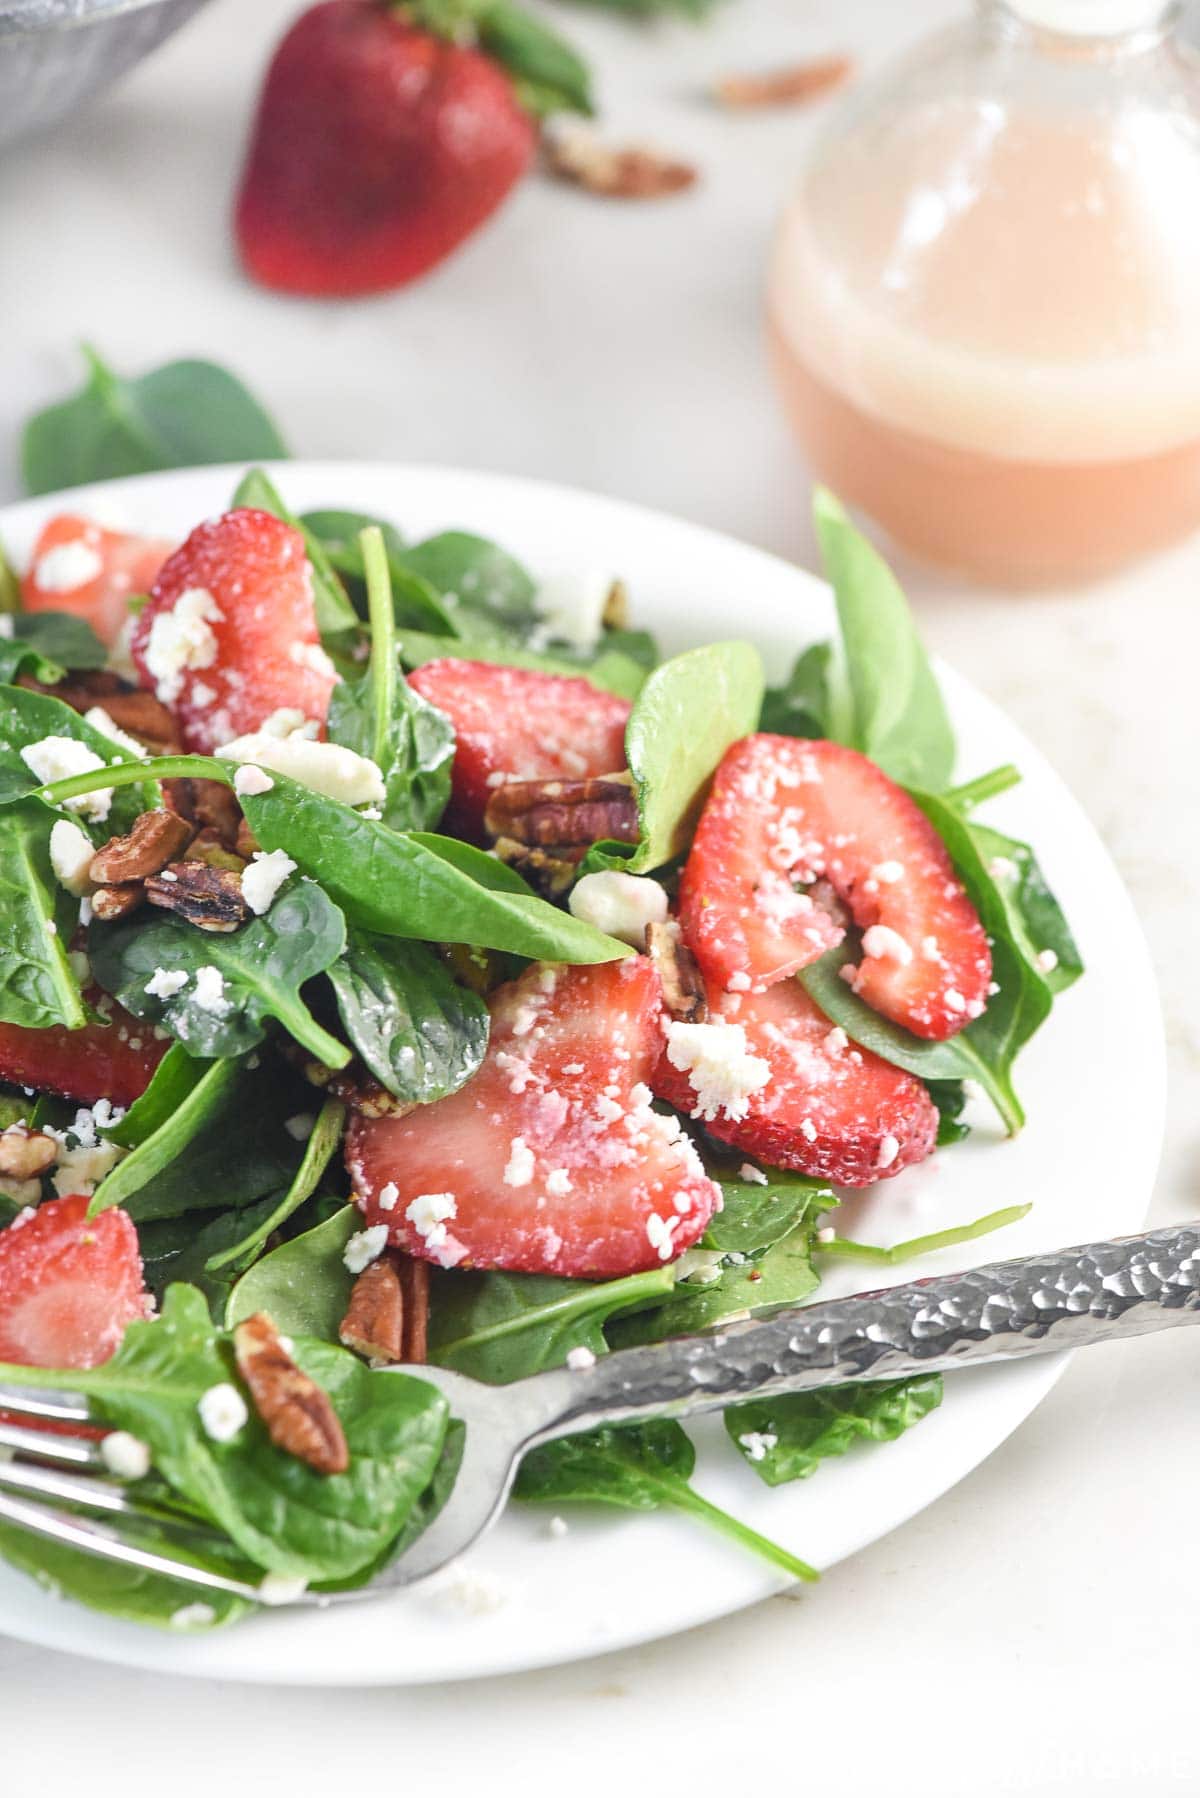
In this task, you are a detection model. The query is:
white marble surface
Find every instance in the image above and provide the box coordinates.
[0,0,1197,1789]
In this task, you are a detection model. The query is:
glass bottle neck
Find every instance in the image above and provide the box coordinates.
[980,0,1178,51]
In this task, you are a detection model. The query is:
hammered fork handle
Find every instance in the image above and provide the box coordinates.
[531,1223,1200,1441]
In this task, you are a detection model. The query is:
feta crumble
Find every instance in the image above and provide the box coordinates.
[20,736,111,822]
[534,568,614,652]
[875,1134,900,1171]
[99,1431,151,1481]
[545,1167,573,1197]
[1036,948,1059,974]
[192,966,229,1014]
[404,1192,457,1251]
[143,587,222,704]
[170,1602,217,1630]
[646,1211,680,1261]
[664,1019,770,1123]
[241,848,296,916]
[216,731,385,807]
[344,1224,390,1274]
[738,1162,768,1185]
[258,1573,309,1606]
[83,705,147,760]
[738,1431,778,1463]
[145,967,188,999]
[503,1137,535,1187]
[568,870,668,950]
[197,1382,247,1443]
[378,1181,400,1211]
[566,1345,596,1372]
[49,818,96,896]
[34,538,103,592]
[233,763,275,798]
[861,924,914,966]
[289,640,337,678]
[284,1113,314,1141]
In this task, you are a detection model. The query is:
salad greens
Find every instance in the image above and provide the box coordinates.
[0,469,1084,1631]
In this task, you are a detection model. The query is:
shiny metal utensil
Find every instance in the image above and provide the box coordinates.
[2,1221,1198,1606]
[0,0,213,150]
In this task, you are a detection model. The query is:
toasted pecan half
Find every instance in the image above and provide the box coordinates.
[339,1253,429,1366]
[714,55,853,109]
[545,131,697,199]
[233,1312,349,1476]
[647,919,708,1023]
[89,809,194,886]
[484,774,638,850]
[91,882,146,922]
[146,862,248,932]
[0,1126,57,1180]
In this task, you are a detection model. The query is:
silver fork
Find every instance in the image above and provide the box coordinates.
[2,1221,1198,1607]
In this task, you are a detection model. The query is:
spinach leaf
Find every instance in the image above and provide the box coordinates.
[397,530,537,621]
[205,1097,345,1273]
[0,683,157,827]
[327,930,488,1105]
[758,642,833,740]
[0,797,86,1030]
[814,1202,1031,1267]
[137,1196,285,1318]
[238,772,630,963]
[103,1042,210,1149]
[967,821,1083,995]
[703,1169,835,1258]
[515,1421,816,1582]
[0,611,108,686]
[813,488,955,789]
[427,1265,675,1384]
[22,349,287,496]
[0,1285,451,1584]
[725,1375,944,1487]
[928,1077,971,1146]
[226,1204,358,1337]
[90,1055,243,1215]
[326,527,455,832]
[610,1226,823,1347]
[300,509,406,563]
[231,468,359,640]
[88,878,350,1066]
[0,539,19,614]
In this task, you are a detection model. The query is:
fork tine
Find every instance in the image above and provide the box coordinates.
[0,1420,103,1468]
[0,1455,152,1516]
[0,1381,91,1425]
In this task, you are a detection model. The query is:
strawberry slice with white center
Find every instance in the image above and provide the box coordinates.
[131,507,337,753]
[653,978,938,1188]
[0,1194,148,1369]
[346,957,719,1278]
[678,735,991,1040]
[22,514,173,649]
[407,659,631,838]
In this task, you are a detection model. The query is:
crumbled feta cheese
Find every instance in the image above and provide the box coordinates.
[875,1134,900,1171]
[404,1192,457,1250]
[343,1224,390,1274]
[664,1020,770,1123]
[568,871,668,950]
[289,640,337,679]
[738,1162,768,1185]
[673,1245,724,1285]
[870,860,905,884]
[51,1136,122,1199]
[257,1573,309,1606]
[738,1431,778,1463]
[378,1181,400,1211]
[799,1118,817,1143]
[546,1515,569,1539]
[99,1431,151,1481]
[727,971,751,992]
[646,1211,680,1261]
[20,736,111,822]
[145,967,188,999]
[143,587,222,704]
[170,1602,217,1630]
[197,1382,247,1443]
[566,1345,596,1372]
[944,988,967,1014]
[241,849,296,916]
[83,705,147,760]
[284,1113,314,1141]
[535,568,614,652]
[1036,948,1059,974]
[816,1226,837,1244]
[34,538,103,592]
[824,1026,849,1053]
[216,731,385,807]
[988,855,1019,883]
[428,1571,508,1616]
[49,818,96,896]
[359,805,382,820]
[233,763,275,798]
[190,681,217,710]
[503,1137,535,1187]
[192,966,229,1014]
[861,924,913,966]
[258,708,319,740]
[545,1168,573,1196]
[6,1204,38,1230]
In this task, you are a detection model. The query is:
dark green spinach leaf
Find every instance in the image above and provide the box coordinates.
[0,683,157,828]
[327,930,488,1105]
[0,797,86,1030]
[0,611,107,685]
[225,1204,358,1337]
[428,1265,675,1384]
[725,1375,944,1487]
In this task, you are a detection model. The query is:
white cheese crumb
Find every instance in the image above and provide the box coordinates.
[816,1226,837,1244]
[546,1515,570,1539]
[545,1168,573,1197]
[50,1135,122,1199]
[727,970,751,991]
[738,1430,778,1463]
[869,860,905,884]
[738,1163,768,1185]
[49,818,96,896]
[824,1026,849,1053]
[289,640,337,679]
[359,805,382,820]
[1036,948,1059,974]
[535,567,614,652]
[21,736,111,822]
[646,1211,680,1261]
[83,706,147,760]
[0,616,11,639]
[170,1602,217,1630]
[988,856,1019,882]
[192,966,229,1014]
[99,1431,151,1481]
[257,1573,309,1606]
[145,967,188,999]
[664,1019,770,1123]
[258,708,321,740]
[216,731,385,807]
[190,681,217,710]
[503,1137,535,1188]
[568,870,668,950]
[233,763,275,798]
[284,1113,314,1141]
[144,586,222,704]
[428,1571,508,1616]
[34,538,103,592]
[861,924,914,966]
[241,849,296,916]
[344,1223,390,1274]
[944,988,967,1014]
[378,1180,400,1212]
[197,1382,247,1443]
[566,1345,596,1372]
[875,1134,900,1171]
[404,1192,457,1250]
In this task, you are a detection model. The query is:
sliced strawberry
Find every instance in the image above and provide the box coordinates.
[21,514,173,649]
[678,735,991,1040]
[653,978,938,1188]
[407,660,630,837]
[347,957,719,1278]
[0,1194,148,1369]
[0,995,166,1109]
[130,508,337,754]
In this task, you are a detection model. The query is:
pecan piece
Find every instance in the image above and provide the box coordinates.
[91,882,146,922]
[184,827,247,874]
[233,1312,349,1475]
[491,838,585,900]
[544,130,697,199]
[89,809,194,885]
[235,816,260,861]
[399,1256,430,1365]
[276,1038,414,1118]
[484,774,638,849]
[146,862,248,932]
[647,919,708,1022]
[340,1253,430,1366]
[16,669,124,710]
[91,689,181,755]
[714,55,853,109]
[191,779,243,850]
[0,1125,57,1180]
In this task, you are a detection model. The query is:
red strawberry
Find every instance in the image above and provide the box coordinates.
[0,997,166,1110]
[21,514,173,649]
[347,957,719,1278]
[131,508,337,754]
[679,735,991,1041]
[0,1194,148,1370]
[653,979,938,1188]
[408,659,631,837]
[235,1,589,298]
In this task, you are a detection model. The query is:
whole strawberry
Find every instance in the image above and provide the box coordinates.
[235,0,592,297]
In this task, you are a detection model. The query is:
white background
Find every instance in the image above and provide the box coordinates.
[1,0,1198,1790]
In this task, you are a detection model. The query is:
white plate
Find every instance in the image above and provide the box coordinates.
[0,463,1164,1685]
